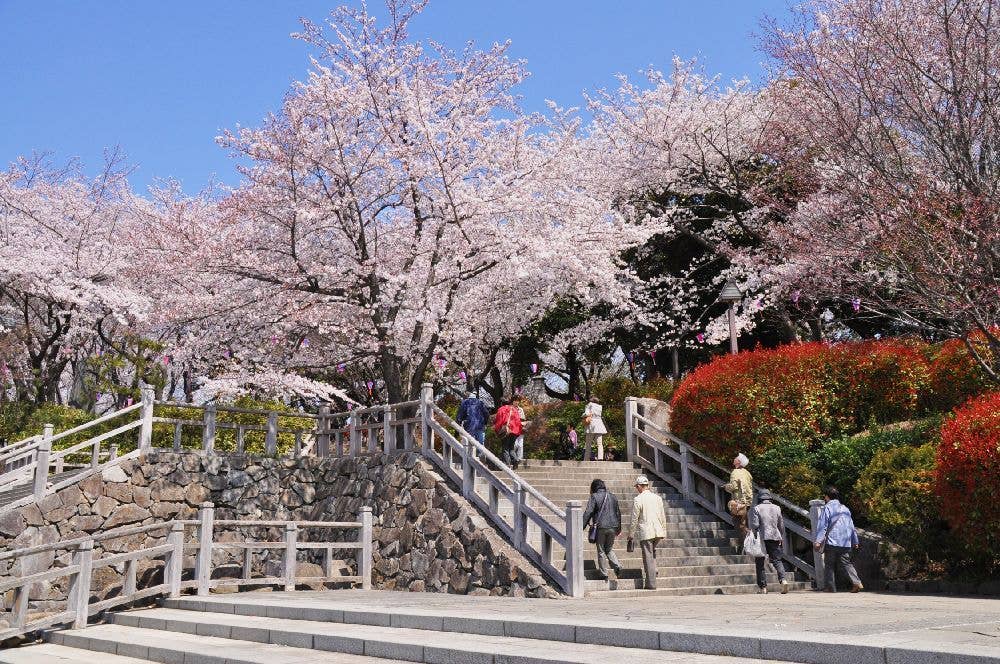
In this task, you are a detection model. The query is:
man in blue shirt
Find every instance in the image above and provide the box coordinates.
[813,486,863,592]
[456,392,489,445]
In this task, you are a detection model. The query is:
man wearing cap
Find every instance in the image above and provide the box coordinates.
[725,453,754,535]
[748,489,789,594]
[628,475,667,590]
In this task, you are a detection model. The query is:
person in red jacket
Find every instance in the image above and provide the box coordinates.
[493,398,523,470]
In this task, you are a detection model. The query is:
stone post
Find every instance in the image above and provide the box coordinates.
[196,502,215,596]
[166,522,185,598]
[359,506,373,590]
[564,500,585,598]
[512,485,527,550]
[202,404,217,454]
[349,411,360,456]
[382,406,393,455]
[109,443,118,462]
[265,411,279,456]
[680,444,692,498]
[624,397,637,462]
[462,436,474,499]
[33,424,53,501]
[809,499,826,589]
[138,385,154,452]
[69,539,94,629]
[420,383,433,456]
[283,523,298,592]
[316,405,331,457]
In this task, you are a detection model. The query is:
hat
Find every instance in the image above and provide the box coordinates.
[758,489,773,502]
[735,453,749,468]
[634,475,650,486]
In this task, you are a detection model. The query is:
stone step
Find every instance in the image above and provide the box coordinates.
[582,562,765,579]
[0,643,154,664]
[81,607,779,664]
[578,554,753,568]
[585,581,815,598]
[524,536,740,549]
[584,572,769,591]
[48,623,410,663]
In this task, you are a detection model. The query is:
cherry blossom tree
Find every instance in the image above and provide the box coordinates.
[157,1,642,404]
[760,0,1000,380]
[584,61,805,354]
[0,154,153,405]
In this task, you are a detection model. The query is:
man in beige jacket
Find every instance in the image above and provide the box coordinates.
[628,475,667,590]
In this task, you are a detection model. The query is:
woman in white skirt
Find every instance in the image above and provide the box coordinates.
[583,396,607,461]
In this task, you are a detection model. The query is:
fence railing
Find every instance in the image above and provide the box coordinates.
[418,386,584,597]
[624,397,821,584]
[0,388,425,514]
[0,503,372,642]
[3,383,582,596]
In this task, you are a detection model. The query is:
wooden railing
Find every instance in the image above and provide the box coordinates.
[419,385,584,597]
[0,503,372,641]
[624,397,820,583]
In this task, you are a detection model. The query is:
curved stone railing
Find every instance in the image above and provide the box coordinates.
[0,503,372,642]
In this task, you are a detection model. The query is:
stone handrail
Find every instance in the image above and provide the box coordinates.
[1,390,425,514]
[421,392,584,597]
[624,398,819,582]
[0,503,373,642]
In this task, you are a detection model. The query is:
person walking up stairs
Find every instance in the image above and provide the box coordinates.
[627,475,667,590]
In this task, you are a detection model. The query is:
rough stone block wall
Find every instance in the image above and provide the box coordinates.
[0,449,559,618]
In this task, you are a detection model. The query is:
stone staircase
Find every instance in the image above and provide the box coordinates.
[0,468,85,508]
[488,460,811,597]
[4,594,818,664]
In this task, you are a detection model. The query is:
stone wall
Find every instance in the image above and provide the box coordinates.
[0,450,559,615]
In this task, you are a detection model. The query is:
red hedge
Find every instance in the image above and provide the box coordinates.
[936,392,1000,553]
[926,337,993,412]
[669,340,931,460]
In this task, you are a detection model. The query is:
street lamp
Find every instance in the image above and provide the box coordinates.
[719,280,742,355]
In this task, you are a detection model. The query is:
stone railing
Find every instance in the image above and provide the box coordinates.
[2,384,581,596]
[624,397,822,585]
[0,388,422,514]
[0,503,372,641]
[419,388,585,597]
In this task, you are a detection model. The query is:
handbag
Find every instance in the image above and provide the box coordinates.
[587,492,609,544]
[743,531,765,557]
[814,511,845,554]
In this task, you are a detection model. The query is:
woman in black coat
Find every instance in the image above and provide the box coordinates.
[581,478,623,579]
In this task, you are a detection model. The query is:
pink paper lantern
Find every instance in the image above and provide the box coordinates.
[459,370,467,381]
[530,363,538,374]
[851,298,862,313]
[791,290,801,304]
[696,333,705,343]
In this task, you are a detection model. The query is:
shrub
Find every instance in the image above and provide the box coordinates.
[592,377,638,408]
[814,418,941,496]
[855,443,942,566]
[751,440,813,489]
[936,392,1000,569]
[925,337,993,412]
[6,403,96,448]
[670,340,934,462]
[774,463,824,506]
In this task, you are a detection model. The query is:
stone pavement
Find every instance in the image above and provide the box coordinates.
[195,589,1000,661]
[2,589,998,663]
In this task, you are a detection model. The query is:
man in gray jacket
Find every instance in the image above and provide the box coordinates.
[748,489,789,594]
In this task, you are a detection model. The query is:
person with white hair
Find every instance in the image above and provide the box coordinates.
[725,452,754,535]
[627,475,667,590]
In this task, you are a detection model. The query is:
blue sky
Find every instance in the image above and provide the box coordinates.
[0,1,790,192]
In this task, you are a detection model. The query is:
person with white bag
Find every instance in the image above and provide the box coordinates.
[747,489,789,594]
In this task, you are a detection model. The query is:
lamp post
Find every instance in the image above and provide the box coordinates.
[719,280,742,355]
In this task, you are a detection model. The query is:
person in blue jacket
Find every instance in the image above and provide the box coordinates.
[456,391,489,445]
[813,486,864,592]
